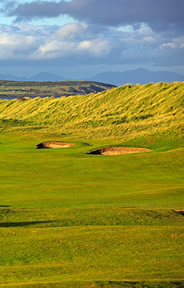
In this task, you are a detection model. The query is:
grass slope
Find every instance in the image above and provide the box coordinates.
[0,82,183,287]
[0,82,183,147]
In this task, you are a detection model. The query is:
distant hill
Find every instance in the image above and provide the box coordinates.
[29,72,65,82]
[1,68,184,85]
[0,72,65,82]
[0,80,115,100]
[88,68,184,86]
[0,73,25,81]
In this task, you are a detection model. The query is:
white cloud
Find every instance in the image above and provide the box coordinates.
[160,37,184,49]
[0,26,37,59]
[161,42,177,49]
[143,36,156,43]
[56,23,88,40]
[0,23,112,60]
[0,33,34,47]
[78,39,111,56]
[0,21,182,69]
[31,23,112,59]
[173,36,184,48]
[32,38,111,59]
[33,40,77,59]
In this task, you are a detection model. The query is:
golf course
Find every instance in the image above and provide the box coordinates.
[0,82,183,287]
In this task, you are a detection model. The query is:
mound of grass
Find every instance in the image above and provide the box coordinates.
[0,82,183,147]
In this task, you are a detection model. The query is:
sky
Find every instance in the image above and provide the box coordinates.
[0,0,184,78]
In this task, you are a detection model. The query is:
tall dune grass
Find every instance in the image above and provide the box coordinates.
[0,82,183,144]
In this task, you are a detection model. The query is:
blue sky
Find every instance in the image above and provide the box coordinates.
[0,0,184,78]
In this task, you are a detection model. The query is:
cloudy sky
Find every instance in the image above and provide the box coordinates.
[0,0,184,78]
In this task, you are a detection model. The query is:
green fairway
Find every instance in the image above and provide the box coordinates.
[0,136,183,209]
[0,83,184,287]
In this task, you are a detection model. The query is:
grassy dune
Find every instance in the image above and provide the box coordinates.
[0,82,183,143]
[0,82,184,287]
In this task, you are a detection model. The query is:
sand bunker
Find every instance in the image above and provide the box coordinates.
[88,146,151,155]
[174,209,184,215]
[37,141,75,149]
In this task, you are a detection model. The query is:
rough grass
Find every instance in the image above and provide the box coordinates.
[0,82,183,287]
[0,225,184,283]
[0,82,183,145]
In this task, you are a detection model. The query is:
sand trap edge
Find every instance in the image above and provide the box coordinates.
[174,209,184,215]
[87,146,151,155]
[37,141,76,149]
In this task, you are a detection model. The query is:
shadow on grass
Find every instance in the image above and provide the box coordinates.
[0,221,56,228]
[4,281,184,288]
[0,205,11,207]
[94,281,184,288]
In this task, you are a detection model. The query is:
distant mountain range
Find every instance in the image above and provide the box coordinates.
[0,68,184,86]
[88,68,184,86]
[0,72,65,82]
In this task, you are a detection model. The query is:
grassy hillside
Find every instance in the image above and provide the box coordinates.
[0,82,183,287]
[0,82,183,147]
